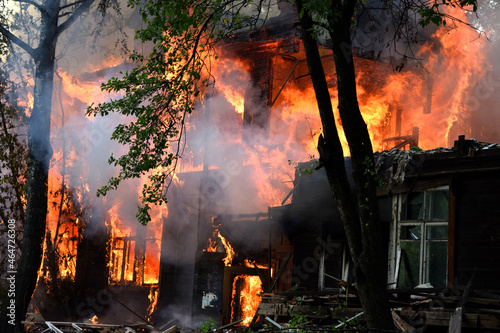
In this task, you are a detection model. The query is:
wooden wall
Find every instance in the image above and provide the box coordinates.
[453,170,500,290]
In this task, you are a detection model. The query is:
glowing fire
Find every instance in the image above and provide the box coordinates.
[27,2,487,324]
[107,201,164,285]
[34,52,165,290]
[90,315,98,324]
[209,54,251,116]
[231,275,263,326]
[219,232,236,266]
[244,259,267,269]
[203,228,236,266]
[204,235,218,252]
[107,205,135,283]
[194,7,487,168]
[147,285,159,318]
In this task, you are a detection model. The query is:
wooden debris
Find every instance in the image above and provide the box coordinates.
[449,269,476,333]
[449,307,463,333]
[115,298,157,329]
[26,321,142,333]
[400,309,500,329]
[257,302,288,316]
[162,325,180,333]
[216,320,243,331]
[392,310,416,333]
[334,311,364,329]
[267,251,293,293]
[46,322,64,333]
[265,316,283,329]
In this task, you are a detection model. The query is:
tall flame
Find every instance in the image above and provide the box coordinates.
[219,232,236,266]
[231,275,263,326]
[147,285,159,318]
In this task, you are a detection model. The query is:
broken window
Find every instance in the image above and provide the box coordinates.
[391,187,449,289]
[108,236,161,285]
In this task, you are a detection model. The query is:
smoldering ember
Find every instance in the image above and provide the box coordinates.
[1,0,500,332]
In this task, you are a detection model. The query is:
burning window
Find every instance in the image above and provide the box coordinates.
[107,206,163,285]
[108,236,162,285]
[231,274,263,326]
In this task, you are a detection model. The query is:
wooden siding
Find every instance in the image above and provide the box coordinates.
[454,170,500,289]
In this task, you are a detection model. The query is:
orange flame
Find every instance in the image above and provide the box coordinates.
[231,275,263,326]
[147,285,159,318]
[202,223,236,265]
[219,232,235,266]
[203,229,219,253]
[244,259,267,270]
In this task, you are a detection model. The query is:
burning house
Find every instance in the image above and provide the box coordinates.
[263,137,500,330]
[7,0,500,331]
[151,2,500,329]
[380,137,500,292]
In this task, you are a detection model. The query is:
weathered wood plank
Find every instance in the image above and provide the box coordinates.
[400,309,500,329]
[392,310,416,333]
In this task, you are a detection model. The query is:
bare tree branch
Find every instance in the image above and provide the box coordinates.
[12,0,47,15]
[0,25,36,58]
[56,0,95,37]
[58,12,72,18]
[59,0,88,12]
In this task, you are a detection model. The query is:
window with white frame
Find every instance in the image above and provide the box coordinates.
[394,186,449,289]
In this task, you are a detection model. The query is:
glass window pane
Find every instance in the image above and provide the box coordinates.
[426,225,448,240]
[426,190,449,220]
[402,192,424,220]
[399,241,421,288]
[426,241,448,288]
[401,225,421,240]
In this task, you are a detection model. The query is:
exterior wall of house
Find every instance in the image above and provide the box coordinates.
[383,144,500,292]
[274,145,500,293]
[453,170,500,289]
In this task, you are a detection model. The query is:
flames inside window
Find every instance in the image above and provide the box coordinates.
[107,206,163,285]
[231,275,263,326]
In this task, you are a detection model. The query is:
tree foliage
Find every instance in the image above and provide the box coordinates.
[0,69,27,304]
[0,71,27,224]
[88,0,275,224]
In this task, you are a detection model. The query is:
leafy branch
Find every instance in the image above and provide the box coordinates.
[88,0,269,224]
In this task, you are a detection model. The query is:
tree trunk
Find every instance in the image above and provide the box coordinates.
[295,0,394,329]
[1,1,58,331]
[328,3,394,328]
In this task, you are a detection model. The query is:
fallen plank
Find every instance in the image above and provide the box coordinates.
[449,269,475,333]
[45,322,64,333]
[400,309,500,329]
[334,311,364,329]
[391,310,416,333]
[216,320,243,331]
[268,251,293,293]
[71,323,84,332]
[449,307,463,333]
[257,302,288,316]
[265,316,283,329]
[115,298,156,329]
[162,325,180,333]
[468,297,500,307]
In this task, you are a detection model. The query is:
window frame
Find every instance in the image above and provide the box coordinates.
[388,185,449,289]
